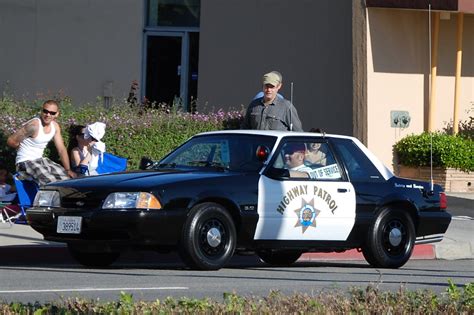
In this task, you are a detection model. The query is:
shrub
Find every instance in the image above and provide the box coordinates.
[394,132,474,172]
[0,97,244,171]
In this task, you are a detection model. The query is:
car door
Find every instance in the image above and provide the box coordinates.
[254,137,356,241]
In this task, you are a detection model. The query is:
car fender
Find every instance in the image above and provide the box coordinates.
[187,189,243,219]
[374,192,420,222]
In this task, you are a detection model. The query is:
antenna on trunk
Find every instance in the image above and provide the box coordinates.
[428,3,434,193]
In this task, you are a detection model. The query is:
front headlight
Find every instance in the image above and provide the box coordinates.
[33,190,60,208]
[102,192,162,210]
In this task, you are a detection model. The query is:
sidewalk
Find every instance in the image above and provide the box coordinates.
[0,193,472,265]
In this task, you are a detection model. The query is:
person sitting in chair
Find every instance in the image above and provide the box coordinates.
[69,125,91,176]
[7,100,76,186]
[0,165,22,223]
[0,166,16,202]
[70,122,106,176]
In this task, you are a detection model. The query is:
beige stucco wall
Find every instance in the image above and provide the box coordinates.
[367,8,473,170]
[198,0,354,135]
[0,0,143,105]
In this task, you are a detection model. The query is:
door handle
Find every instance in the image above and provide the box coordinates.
[337,188,348,193]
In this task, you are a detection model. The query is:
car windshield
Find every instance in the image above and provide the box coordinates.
[157,134,277,172]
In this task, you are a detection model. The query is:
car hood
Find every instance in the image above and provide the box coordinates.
[45,169,237,191]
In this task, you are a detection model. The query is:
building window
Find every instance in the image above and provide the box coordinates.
[147,0,200,27]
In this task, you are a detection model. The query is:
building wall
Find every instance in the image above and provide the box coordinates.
[0,0,143,104]
[3,2,470,173]
[198,0,354,135]
[367,8,473,170]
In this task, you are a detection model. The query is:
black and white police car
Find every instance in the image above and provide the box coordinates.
[27,130,451,270]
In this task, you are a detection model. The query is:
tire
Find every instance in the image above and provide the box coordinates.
[257,250,302,266]
[179,202,236,270]
[68,245,120,268]
[362,208,415,269]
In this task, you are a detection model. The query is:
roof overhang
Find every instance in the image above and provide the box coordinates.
[366,0,474,13]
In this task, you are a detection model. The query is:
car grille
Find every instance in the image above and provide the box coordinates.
[59,190,106,209]
[60,197,103,209]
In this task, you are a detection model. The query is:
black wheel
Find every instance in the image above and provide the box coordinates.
[362,208,415,269]
[68,245,120,267]
[257,250,302,266]
[179,202,236,270]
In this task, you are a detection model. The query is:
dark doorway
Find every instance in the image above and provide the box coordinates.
[145,35,182,107]
[145,32,199,110]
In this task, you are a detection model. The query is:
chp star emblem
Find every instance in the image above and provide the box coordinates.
[294,198,320,233]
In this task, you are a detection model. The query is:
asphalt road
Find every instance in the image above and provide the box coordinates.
[0,257,472,304]
[446,195,473,217]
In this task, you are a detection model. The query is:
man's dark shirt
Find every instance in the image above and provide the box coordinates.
[242,97,303,131]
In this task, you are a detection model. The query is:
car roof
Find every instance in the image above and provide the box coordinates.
[195,130,394,180]
[197,129,355,140]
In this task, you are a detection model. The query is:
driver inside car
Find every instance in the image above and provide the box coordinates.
[283,143,316,178]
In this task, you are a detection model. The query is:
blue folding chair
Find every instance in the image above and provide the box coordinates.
[13,175,39,224]
[96,153,128,175]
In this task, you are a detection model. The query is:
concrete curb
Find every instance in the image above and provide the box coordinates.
[299,244,435,261]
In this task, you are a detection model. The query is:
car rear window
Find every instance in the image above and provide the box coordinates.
[331,138,384,182]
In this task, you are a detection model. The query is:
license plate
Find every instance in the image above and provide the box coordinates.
[57,216,82,234]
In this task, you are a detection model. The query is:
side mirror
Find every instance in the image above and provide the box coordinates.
[255,145,270,162]
[264,166,290,180]
[139,157,154,170]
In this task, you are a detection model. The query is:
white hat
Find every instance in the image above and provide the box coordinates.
[84,122,106,141]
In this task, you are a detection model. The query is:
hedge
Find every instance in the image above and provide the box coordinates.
[0,96,244,172]
[394,132,474,172]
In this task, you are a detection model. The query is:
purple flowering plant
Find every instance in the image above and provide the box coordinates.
[0,95,244,170]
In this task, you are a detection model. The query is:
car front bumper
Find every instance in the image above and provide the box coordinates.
[26,207,187,249]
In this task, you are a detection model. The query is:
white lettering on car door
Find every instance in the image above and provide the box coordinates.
[254,176,356,240]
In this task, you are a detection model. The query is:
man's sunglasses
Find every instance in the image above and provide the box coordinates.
[42,109,57,116]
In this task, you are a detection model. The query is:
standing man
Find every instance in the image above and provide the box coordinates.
[242,71,303,131]
[7,100,76,185]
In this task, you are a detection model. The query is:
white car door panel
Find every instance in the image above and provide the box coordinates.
[254,176,356,241]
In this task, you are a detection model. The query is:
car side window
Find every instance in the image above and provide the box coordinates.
[173,141,230,167]
[331,138,384,182]
[269,140,342,180]
[161,134,277,172]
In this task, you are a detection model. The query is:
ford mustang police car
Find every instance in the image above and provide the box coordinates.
[27,130,451,270]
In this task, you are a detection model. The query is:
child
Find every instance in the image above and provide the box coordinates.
[0,167,16,202]
[0,166,20,223]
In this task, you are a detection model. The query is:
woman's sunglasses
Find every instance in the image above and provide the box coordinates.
[42,109,57,116]
[79,133,97,142]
